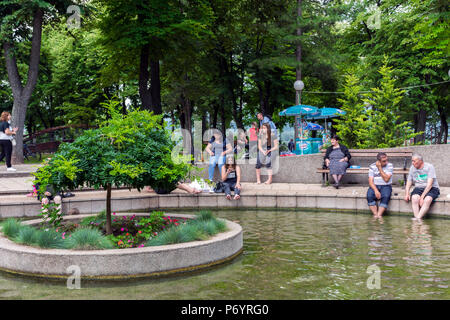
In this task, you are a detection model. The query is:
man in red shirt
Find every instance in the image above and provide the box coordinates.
[248,122,258,159]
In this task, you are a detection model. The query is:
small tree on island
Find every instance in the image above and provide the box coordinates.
[33,98,193,235]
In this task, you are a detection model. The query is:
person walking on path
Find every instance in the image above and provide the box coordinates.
[0,111,18,172]
[404,154,440,220]
[255,123,278,185]
[222,156,242,200]
[367,152,394,218]
[324,135,351,189]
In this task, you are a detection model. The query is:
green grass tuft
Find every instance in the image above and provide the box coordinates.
[1,218,23,238]
[195,210,214,221]
[14,225,39,245]
[64,227,113,250]
[147,211,227,246]
[35,229,66,249]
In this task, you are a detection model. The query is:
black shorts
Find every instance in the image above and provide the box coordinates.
[411,187,440,201]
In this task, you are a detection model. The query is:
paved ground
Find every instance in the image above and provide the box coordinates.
[0,164,448,207]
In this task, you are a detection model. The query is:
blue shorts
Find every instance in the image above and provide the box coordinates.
[411,187,440,201]
[367,185,392,208]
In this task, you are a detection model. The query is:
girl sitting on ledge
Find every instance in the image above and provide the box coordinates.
[222,155,242,200]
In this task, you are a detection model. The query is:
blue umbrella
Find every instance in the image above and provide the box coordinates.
[279,105,319,116]
[279,105,320,155]
[302,121,323,131]
[304,107,346,120]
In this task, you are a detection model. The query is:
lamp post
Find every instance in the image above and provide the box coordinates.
[293,80,304,152]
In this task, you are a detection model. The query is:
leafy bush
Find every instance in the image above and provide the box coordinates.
[40,201,63,229]
[1,219,23,238]
[80,210,106,229]
[65,228,113,250]
[32,100,194,235]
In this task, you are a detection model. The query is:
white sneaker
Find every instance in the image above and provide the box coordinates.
[7,167,17,172]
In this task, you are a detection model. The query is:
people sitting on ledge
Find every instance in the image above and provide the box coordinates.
[404,154,440,220]
[222,155,242,200]
[367,152,393,218]
[323,135,351,189]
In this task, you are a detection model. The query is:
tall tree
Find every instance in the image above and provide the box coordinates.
[1,0,74,163]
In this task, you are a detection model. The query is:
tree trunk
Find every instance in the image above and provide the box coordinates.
[437,106,448,144]
[139,44,152,111]
[138,43,162,115]
[414,109,427,144]
[105,183,112,235]
[212,104,218,129]
[3,8,44,164]
[150,59,162,114]
[220,96,226,137]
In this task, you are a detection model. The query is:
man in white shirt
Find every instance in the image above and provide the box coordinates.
[404,154,440,220]
[367,152,394,218]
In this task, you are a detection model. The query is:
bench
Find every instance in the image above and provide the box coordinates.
[316,149,413,186]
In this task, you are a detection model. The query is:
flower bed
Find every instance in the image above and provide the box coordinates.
[0,210,227,250]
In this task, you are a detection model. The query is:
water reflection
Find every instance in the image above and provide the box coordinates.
[404,219,433,266]
[0,210,449,299]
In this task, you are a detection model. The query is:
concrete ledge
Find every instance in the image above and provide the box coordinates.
[0,213,243,280]
[0,191,448,219]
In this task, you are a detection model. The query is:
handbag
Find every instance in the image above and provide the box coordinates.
[11,138,16,147]
[213,181,225,193]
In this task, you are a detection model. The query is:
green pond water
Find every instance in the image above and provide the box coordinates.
[0,209,449,300]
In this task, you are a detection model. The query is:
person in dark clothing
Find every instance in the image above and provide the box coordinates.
[288,139,295,152]
[324,135,351,189]
[0,111,18,171]
[221,156,242,200]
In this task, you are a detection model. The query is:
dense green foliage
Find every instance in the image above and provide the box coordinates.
[1,0,448,154]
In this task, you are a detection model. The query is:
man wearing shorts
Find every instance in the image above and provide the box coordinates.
[404,154,440,220]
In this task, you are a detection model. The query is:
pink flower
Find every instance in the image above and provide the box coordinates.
[121,228,124,232]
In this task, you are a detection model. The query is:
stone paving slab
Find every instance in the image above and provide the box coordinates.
[0,164,42,178]
[0,182,449,219]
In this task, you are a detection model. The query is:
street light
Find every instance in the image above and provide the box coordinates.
[294,80,304,105]
[293,80,304,152]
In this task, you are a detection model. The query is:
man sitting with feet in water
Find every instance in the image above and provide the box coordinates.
[367,152,393,218]
[404,154,440,220]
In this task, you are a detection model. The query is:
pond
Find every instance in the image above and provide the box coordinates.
[0,209,449,299]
